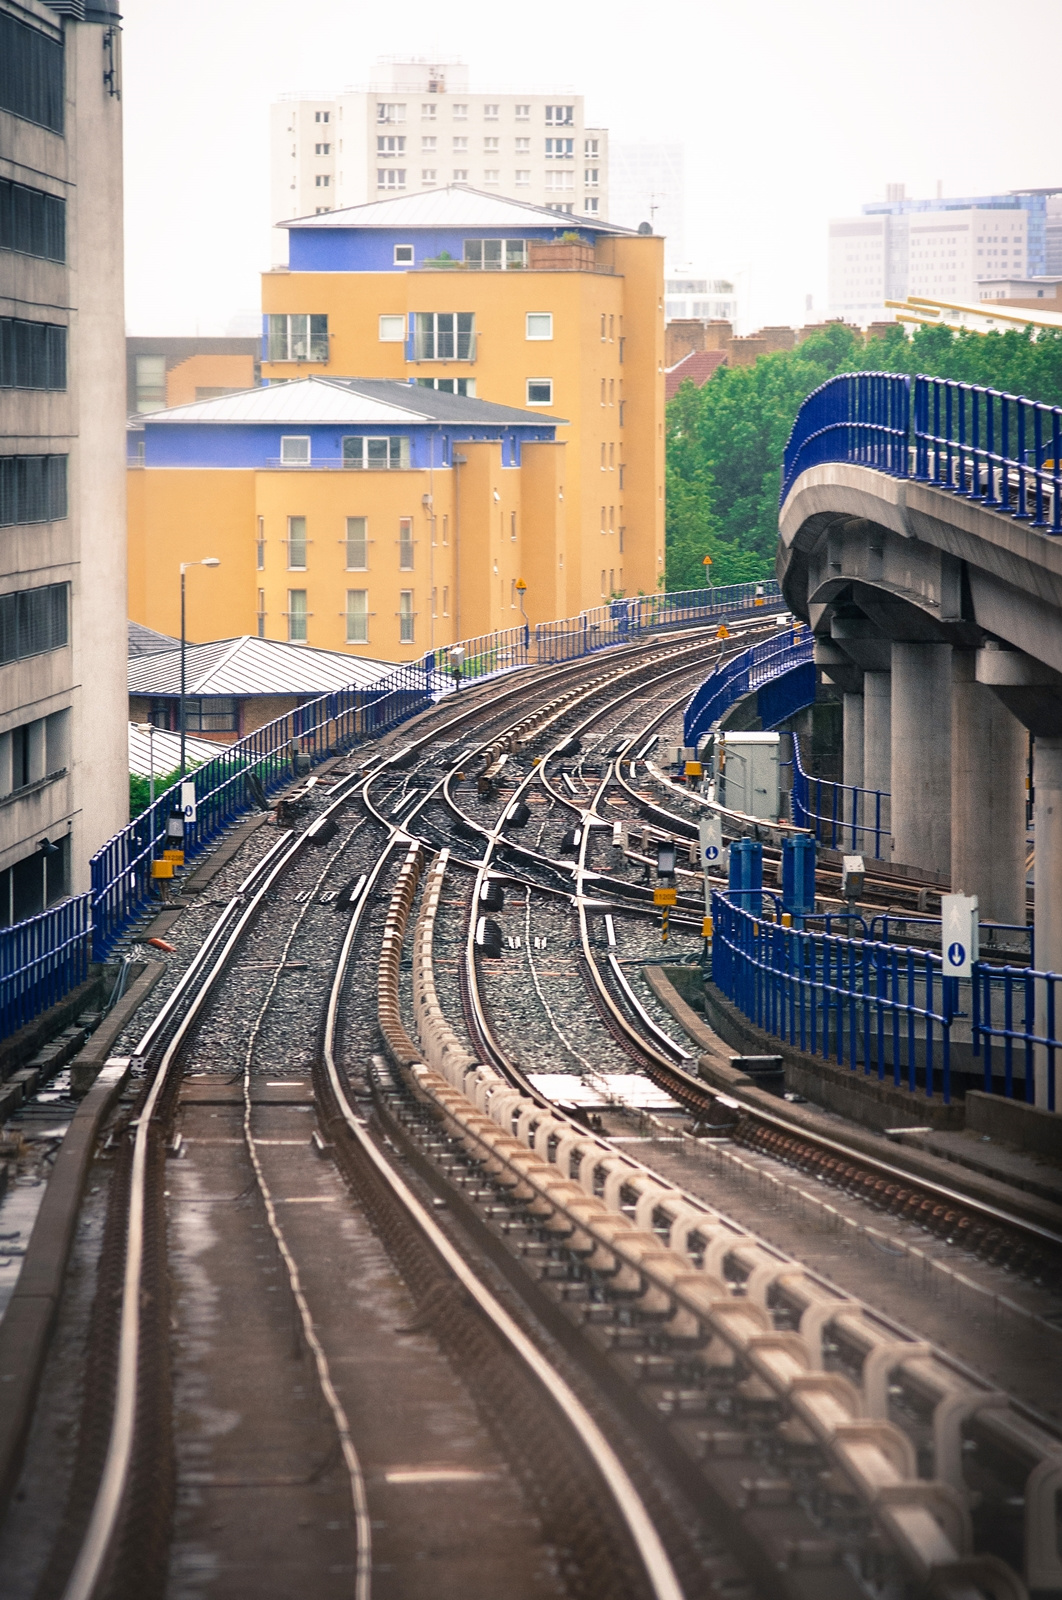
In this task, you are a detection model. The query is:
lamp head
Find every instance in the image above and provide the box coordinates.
[202,557,221,568]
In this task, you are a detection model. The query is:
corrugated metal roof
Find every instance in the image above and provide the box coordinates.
[128,723,223,777]
[128,635,396,698]
[128,620,182,657]
[281,184,638,235]
[139,375,563,427]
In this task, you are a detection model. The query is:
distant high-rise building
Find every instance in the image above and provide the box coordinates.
[609,144,684,259]
[270,59,608,263]
[828,186,1062,325]
[664,271,737,326]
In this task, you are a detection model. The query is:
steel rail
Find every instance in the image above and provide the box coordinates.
[321,843,686,1600]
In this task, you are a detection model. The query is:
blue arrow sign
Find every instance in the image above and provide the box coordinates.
[947,941,966,968]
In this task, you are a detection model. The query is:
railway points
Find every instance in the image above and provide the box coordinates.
[0,608,1059,1600]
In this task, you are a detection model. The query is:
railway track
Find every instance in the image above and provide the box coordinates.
[4,616,1059,1600]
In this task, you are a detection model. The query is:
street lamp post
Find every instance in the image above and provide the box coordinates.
[179,558,220,776]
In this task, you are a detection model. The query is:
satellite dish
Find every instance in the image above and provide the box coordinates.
[637,221,653,235]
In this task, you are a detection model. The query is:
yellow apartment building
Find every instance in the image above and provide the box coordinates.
[260,186,665,614]
[127,377,567,661]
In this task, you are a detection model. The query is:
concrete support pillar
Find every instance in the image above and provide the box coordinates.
[1035,737,1062,1106]
[863,672,891,794]
[842,692,864,789]
[950,651,1026,924]
[890,642,952,878]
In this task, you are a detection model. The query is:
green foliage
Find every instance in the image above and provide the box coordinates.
[665,321,1062,590]
[129,765,184,818]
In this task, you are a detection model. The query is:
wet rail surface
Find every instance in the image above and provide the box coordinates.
[1,616,1058,1600]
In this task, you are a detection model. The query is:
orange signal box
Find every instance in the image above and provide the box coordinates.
[163,849,185,865]
[151,859,174,880]
[653,887,677,906]
[684,761,702,778]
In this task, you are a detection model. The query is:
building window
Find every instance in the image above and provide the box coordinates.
[526,378,553,405]
[256,590,265,637]
[0,456,67,526]
[135,354,166,412]
[526,312,552,340]
[346,589,368,643]
[585,138,599,158]
[377,169,406,190]
[0,12,64,134]
[618,464,625,489]
[483,169,500,185]
[601,569,606,596]
[315,175,330,188]
[398,517,414,570]
[545,171,574,192]
[609,443,614,469]
[431,586,438,617]
[399,590,415,643]
[287,514,307,568]
[545,203,575,214]
[267,313,328,362]
[545,138,574,159]
[421,103,437,120]
[393,244,414,265]
[584,197,599,215]
[483,136,499,152]
[0,178,65,262]
[413,311,475,360]
[287,589,308,642]
[442,516,449,546]
[377,102,406,123]
[315,142,331,154]
[511,511,517,542]
[421,135,436,151]
[345,516,368,569]
[315,111,330,123]
[315,207,330,215]
[0,319,66,390]
[343,435,410,469]
[618,527,624,553]
[515,170,530,187]
[377,135,405,154]
[452,169,469,182]
[600,443,606,469]
[452,103,468,120]
[545,105,574,126]
[256,517,265,570]
[0,833,70,927]
[415,376,475,395]
[515,104,530,120]
[0,584,68,662]
[484,104,499,120]
[379,313,405,342]
[514,139,531,157]
[464,239,526,270]
[443,584,449,615]
[584,168,599,187]
[600,506,606,531]
[184,697,238,733]
[280,436,310,466]
[452,136,468,152]
[422,169,437,185]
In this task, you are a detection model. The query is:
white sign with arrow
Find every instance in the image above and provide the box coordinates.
[941,893,978,979]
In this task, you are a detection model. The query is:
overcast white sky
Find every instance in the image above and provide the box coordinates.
[122,0,1062,336]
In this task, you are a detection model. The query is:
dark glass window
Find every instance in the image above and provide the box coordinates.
[0,179,66,262]
[0,585,69,665]
[0,835,69,928]
[184,698,238,733]
[0,320,66,389]
[0,457,68,525]
[0,13,64,134]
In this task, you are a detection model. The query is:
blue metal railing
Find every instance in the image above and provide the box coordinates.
[781,372,910,503]
[683,625,813,746]
[0,894,93,1039]
[712,891,1059,1108]
[782,371,1062,535]
[789,735,891,860]
[711,889,955,1099]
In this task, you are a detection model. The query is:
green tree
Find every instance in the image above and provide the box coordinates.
[129,765,185,818]
[665,319,1062,591]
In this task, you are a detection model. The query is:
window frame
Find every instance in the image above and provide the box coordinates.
[525,377,553,406]
[279,436,311,467]
[398,516,414,571]
[287,588,308,643]
[346,588,369,644]
[267,313,328,363]
[342,435,410,470]
[379,313,405,342]
[398,590,415,644]
[345,516,368,570]
[286,513,307,569]
[525,312,553,341]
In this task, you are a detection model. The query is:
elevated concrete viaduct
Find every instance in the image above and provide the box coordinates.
[779,458,1062,1013]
